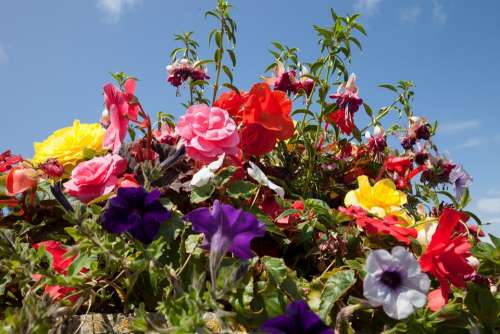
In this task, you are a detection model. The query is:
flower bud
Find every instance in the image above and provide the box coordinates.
[40,158,64,178]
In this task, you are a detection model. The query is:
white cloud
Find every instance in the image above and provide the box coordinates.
[455,137,486,149]
[0,43,7,64]
[354,0,382,15]
[441,120,481,133]
[432,0,447,24]
[96,0,140,23]
[477,197,500,215]
[400,5,422,23]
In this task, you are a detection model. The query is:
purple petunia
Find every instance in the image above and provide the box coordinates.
[183,200,266,259]
[449,164,473,200]
[100,187,171,244]
[261,300,333,334]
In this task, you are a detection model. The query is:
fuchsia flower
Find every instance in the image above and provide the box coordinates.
[176,104,240,163]
[328,74,363,135]
[365,125,387,153]
[102,78,139,153]
[265,61,314,96]
[64,154,127,203]
[166,58,209,88]
[153,123,178,145]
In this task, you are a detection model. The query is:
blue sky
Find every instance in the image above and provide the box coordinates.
[1,0,499,234]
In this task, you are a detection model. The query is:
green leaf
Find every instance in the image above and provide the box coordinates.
[222,65,233,83]
[214,166,237,187]
[190,183,216,204]
[227,181,257,199]
[464,283,498,325]
[68,254,93,277]
[318,270,356,323]
[379,84,398,93]
[222,82,240,94]
[227,49,237,67]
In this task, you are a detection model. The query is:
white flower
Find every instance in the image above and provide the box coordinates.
[247,161,285,198]
[190,154,225,188]
[416,220,438,247]
[363,246,430,320]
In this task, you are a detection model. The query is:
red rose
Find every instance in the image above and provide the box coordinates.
[240,83,294,156]
[214,90,248,124]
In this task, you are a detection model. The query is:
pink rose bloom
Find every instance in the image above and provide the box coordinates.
[102,79,139,154]
[64,154,127,203]
[176,104,240,163]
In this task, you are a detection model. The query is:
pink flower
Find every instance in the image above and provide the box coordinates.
[176,104,240,163]
[102,79,139,153]
[63,154,127,203]
[5,166,38,196]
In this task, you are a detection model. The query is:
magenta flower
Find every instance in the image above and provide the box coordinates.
[261,300,333,334]
[183,200,266,259]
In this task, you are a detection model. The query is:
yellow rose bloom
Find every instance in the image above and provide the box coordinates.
[32,120,106,171]
[345,175,413,224]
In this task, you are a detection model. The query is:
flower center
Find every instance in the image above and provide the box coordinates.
[380,270,402,289]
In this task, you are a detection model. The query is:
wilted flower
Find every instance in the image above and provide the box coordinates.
[190,154,225,188]
[261,300,333,334]
[449,164,472,200]
[247,161,285,198]
[39,158,65,178]
[184,200,266,259]
[101,187,171,244]
[363,246,430,320]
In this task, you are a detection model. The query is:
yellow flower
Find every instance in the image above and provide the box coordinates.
[32,120,106,171]
[345,175,413,224]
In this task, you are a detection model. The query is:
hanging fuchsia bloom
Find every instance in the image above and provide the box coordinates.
[265,62,314,96]
[166,58,209,88]
[328,73,363,135]
[102,78,139,154]
[365,125,387,153]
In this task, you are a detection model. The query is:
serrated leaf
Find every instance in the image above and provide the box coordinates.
[318,270,356,323]
[190,183,216,203]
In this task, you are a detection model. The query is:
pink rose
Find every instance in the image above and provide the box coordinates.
[63,154,127,203]
[176,104,240,163]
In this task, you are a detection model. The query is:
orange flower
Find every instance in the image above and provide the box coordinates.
[6,166,38,196]
[240,83,294,156]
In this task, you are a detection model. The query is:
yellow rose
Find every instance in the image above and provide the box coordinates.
[345,175,413,224]
[32,120,106,172]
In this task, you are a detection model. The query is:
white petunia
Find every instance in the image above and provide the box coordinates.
[190,154,225,188]
[247,161,285,199]
[363,246,430,320]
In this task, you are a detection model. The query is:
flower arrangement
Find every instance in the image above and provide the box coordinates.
[0,1,498,333]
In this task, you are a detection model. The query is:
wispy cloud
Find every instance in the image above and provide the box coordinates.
[441,120,481,133]
[354,0,382,15]
[400,4,422,23]
[455,137,486,149]
[0,43,8,64]
[477,197,500,214]
[96,0,140,23]
[432,0,448,24]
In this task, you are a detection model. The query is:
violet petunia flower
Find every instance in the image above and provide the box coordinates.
[261,300,333,334]
[101,187,171,244]
[449,164,473,200]
[184,200,266,259]
[363,246,430,320]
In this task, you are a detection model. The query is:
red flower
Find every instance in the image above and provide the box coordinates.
[214,90,248,124]
[340,206,417,245]
[240,83,294,156]
[427,288,447,312]
[327,109,356,135]
[419,208,474,305]
[384,156,413,176]
[0,150,23,173]
[328,74,363,135]
[32,241,87,302]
